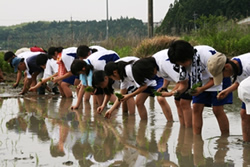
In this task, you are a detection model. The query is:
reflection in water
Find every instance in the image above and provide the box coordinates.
[0,93,249,166]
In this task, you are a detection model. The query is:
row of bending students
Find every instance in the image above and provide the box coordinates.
[7,40,249,143]
[70,40,250,142]
[69,41,232,138]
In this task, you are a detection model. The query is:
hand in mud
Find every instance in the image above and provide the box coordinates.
[104,110,112,119]
[29,86,36,92]
[13,83,19,88]
[18,91,25,95]
[71,105,79,110]
[97,105,105,114]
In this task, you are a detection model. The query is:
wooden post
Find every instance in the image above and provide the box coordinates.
[148,0,153,38]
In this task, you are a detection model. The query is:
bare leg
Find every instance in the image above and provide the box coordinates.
[135,93,149,120]
[180,99,192,128]
[240,108,250,142]
[213,105,229,135]
[175,100,185,126]
[94,94,104,107]
[157,96,173,121]
[0,68,4,82]
[192,103,204,135]
[60,82,72,98]
[126,97,136,115]
[84,92,91,102]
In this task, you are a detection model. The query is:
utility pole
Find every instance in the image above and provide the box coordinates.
[106,0,109,41]
[148,0,153,38]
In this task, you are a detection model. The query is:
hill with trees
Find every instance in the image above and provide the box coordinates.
[156,0,250,35]
[0,17,147,51]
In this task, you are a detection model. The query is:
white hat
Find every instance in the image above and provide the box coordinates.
[238,76,250,115]
[207,52,227,85]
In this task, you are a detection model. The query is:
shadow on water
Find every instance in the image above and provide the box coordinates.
[0,86,250,166]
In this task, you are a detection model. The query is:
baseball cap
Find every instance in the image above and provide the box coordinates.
[11,57,23,72]
[238,76,250,115]
[207,52,227,85]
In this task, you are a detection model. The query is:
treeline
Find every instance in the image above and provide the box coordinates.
[156,0,250,35]
[0,17,147,51]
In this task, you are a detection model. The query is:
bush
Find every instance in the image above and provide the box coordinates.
[0,52,12,73]
[133,35,179,58]
[185,15,250,57]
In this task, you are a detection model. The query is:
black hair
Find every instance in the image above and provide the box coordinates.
[104,60,134,81]
[168,40,195,64]
[92,70,114,95]
[77,45,98,59]
[36,54,49,66]
[226,58,238,83]
[4,51,15,61]
[48,46,64,58]
[70,59,93,76]
[132,57,157,85]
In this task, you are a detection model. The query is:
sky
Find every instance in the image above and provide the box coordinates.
[0,0,175,26]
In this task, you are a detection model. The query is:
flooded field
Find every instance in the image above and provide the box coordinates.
[0,82,249,167]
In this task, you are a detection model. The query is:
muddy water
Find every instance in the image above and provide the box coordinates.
[0,83,250,167]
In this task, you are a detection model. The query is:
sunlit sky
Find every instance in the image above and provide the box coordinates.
[0,0,175,26]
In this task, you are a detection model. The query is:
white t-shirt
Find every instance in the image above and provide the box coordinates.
[43,59,58,79]
[23,52,45,79]
[114,56,139,89]
[89,45,107,52]
[180,45,221,91]
[86,50,120,71]
[152,49,179,83]
[124,63,156,89]
[61,47,77,72]
[232,53,250,83]
[115,56,139,63]
[18,51,43,59]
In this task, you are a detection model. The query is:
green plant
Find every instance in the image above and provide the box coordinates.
[84,86,94,92]
[115,92,124,100]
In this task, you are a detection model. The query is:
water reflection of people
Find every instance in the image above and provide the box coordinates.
[6,97,50,141]
[153,122,178,167]
[176,126,194,166]
[193,135,206,166]
[243,144,250,167]
[213,135,230,166]
[47,98,74,157]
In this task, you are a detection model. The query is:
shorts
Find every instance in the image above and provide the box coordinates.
[193,91,228,107]
[242,102,246,110]
[127,86,137,94]
[143,76,163,97]
[222,77,233,104]
[94,87,104,95]
[62,75,79,85]
[175,78,192,101]
[174,91,193,101]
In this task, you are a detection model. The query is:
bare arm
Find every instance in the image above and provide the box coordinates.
[20,78,32,95]
[29,73,58,91]
[13,70,22,88]
[217,82,239,100]
[97,94,111,114]
[53,72,73,83]
[121,84,148,102]
[71,84,85,109]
